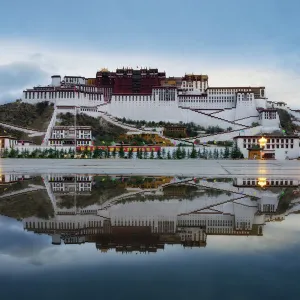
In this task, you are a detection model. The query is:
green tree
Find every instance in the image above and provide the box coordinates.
[181,147,187,159]
[128,148,133,159]
[190,146,197,159]
[213,148,219,159]
[112,148,117,159]
[157,149,162,159]
[167,151,171,159]
[162,148,166,159]
[197,148,201,159]
[172,149,177,159]
[219,149,224,159]
[150,149,154,159]
[119,145,125,158]
[187,149,190,159]
[136,148,140,159]
[143,150,148,159]
[1,148,9,158]
[176,147,182,159]
[231,143,243,159]
[208,150,213,159]
[223,146,230,159]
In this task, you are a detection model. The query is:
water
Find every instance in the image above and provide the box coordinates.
[0,174,300,299]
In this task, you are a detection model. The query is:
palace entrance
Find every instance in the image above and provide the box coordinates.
[248,149,261,160]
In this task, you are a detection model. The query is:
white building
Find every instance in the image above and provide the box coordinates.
[48,126,92,146]
[21,70,291,133]
[0,136,18,149]
[234,135,300,160]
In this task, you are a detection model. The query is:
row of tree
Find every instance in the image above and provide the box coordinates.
[2,145,244,159]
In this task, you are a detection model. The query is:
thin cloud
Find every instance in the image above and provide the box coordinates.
[0,39,300,107]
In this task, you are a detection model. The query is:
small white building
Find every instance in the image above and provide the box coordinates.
[0,136,18,149]
[234,135,300,160]
[258,108,280,128]
[48,126,92,146]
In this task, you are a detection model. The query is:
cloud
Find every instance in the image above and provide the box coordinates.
[0,61,49,103]
[0,38,300,107]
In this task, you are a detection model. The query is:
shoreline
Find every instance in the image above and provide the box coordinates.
[1,159,299,177]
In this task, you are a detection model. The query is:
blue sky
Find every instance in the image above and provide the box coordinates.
[0,0,300,105]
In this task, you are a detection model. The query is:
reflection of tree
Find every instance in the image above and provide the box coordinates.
[116,186,229,204]
[277,188,298,214]
[57,177,127,209]
[0,190,54,220]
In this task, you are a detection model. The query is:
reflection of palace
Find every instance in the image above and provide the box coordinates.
[21,174,300,253]
[0,174,32,184]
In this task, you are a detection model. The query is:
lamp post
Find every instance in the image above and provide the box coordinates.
[258,137,267,160]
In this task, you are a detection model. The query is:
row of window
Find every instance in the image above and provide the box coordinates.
[243,138,294,143]
[24,91,102,100]
[244,143,294,149]
[242,180,294,185]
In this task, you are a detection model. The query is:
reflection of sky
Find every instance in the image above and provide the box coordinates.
[1,215,300,299]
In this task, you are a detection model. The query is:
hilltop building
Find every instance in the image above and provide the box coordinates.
[21,67,281,131]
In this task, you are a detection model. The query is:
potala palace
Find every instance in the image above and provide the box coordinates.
[22,67,288,132]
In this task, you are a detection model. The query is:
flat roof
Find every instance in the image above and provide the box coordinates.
[233,135,298,139]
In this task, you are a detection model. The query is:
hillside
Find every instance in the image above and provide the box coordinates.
[57,112,126,145]
[0,101,54,131]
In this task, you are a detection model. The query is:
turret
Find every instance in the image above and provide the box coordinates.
[52,234,61,245]
[51,75,61,87]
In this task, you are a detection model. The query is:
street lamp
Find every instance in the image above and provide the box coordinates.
[257,177,267,188]
[258,137,267,148]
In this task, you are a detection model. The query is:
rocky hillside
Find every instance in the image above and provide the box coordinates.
[0,101,54,131]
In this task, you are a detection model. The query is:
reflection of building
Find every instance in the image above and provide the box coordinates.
[48,175,93,194]
[0,174,32,184]
[21,174,300,253]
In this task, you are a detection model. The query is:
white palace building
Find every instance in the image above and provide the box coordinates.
[21,68,283,131]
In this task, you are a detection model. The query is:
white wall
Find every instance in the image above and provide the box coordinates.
[236,137,300,160]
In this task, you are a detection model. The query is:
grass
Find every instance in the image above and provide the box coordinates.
[0,101,54,131]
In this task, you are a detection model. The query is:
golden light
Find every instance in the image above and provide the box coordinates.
[257,177,267,188]
[258,137,267,148]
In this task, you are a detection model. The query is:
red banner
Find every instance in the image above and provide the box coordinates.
[76,146,162,152]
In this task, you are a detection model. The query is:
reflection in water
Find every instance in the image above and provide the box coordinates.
[1,173,299,253]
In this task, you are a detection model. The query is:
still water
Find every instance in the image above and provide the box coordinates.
[0,174,300,299]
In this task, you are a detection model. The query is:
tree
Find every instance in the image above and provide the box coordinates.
[208,150,213,159]
[190,146,197,159]
[162,148,166,159]
[167,151,171,159]
[219,149,224,159]
[197,148,201,159]
[157,148,162,159]
[223,146,230,159]
[213,148,219,159]
[119,145,125,158]
[181,147,187,159]
[187,149,190,159]
[231,143,243,159]
[128,148,133,159]
[112,148,117,159]
[1,148,9,158]
[150,149,154,159]
[136,148,140,159]
[143,150,148,159]
[202,147,207,159]
[176,147,182,159]
[172,149,177,159]
[106,147,111,158]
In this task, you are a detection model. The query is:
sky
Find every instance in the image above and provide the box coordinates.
[1,214,300,299]
[1,0,300,106]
